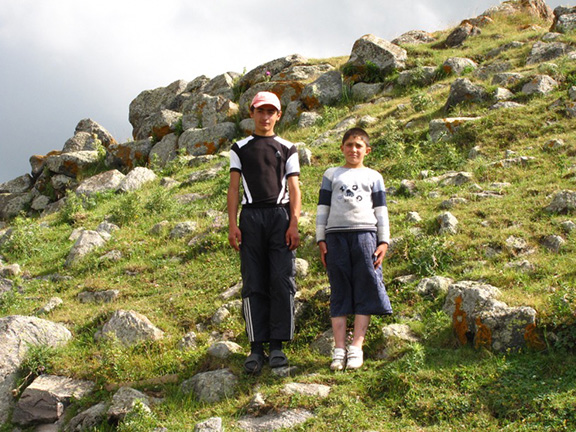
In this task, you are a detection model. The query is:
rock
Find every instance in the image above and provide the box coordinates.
[0,263,21,277]
[133,109,182,141]
[526,41,572,64]
[237,409,314,431]
[490,101,525,110]
[149,133,179,168]
[505,236,532,256]
[178,122,237,156]
[45,151,100,177]
[65,402,109,432]
[405,211,422,223]
[181,369,238,403]
[346,34,407,74]
[545,190,576,213]
[0,174,33,194]
[177,331,197,350]
[117,167,157,193]
[297,145,313,166]
[0,192,34,220]
[295,258,309,278]
[474,62,512,80]
[129,79,188,134]
[106,139,155,171]
[397,66,437,87]
[211,306,230,325]
[351,82,383,101]
[95,310,164,346]
[493,87,515,101]
[282,383,331,398]
[298,111,322,128]
[392,30,435,45]
[429,117,481,142]
[207,341,243,359]
[170,221,198,239]
[492,72,524,87]
[310,329,334,356]
[560,220,576,233]
[486,41,525,59]
[444,78,489,112]
[416,276,454,299]
[107,387,151,422]
[442,57,478,76]
[62,131,101,153]
[440,197,468,209]
[75,170,126,197]
[75,118,116,148]
[65,230,107,267]
[12,375,95,426]
[36,297,64,315]
[376,323,420,359]
[551,6,576,33]
[273,63,334,83]
[301,70,343,110]
[0,277,14,295]
[194,417,223,432]
[521,74,558,95]
[444,22,481,47]
[182,94,238,130]
[0,316,72,423]
[78,290,120,303]
[437,212,458,235]
[540,234,565,253]
[443,280,540,351]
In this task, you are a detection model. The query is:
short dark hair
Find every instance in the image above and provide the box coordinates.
[342,127,370,146]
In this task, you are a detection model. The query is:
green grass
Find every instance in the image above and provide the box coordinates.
[1,8,576,432]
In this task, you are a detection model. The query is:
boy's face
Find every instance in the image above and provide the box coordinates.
[341,135,370,168]
[250,104,281,136]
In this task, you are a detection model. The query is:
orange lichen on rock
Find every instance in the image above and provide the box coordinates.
[474,317,492,350]
[452,296,469,345]
[524,323,546,351]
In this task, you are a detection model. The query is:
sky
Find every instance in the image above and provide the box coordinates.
[0,0,568,183]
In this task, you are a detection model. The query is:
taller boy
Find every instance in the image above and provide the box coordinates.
[227,91,301,374]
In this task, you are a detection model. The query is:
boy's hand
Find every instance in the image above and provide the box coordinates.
[228,226,242,251]
[373,243,389,268]
[285,225,300,251]
[318,241,328,267]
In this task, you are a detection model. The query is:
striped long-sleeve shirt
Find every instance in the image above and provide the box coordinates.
[316,166,390,244]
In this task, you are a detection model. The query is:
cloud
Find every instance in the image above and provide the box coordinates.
[0,0,565,182]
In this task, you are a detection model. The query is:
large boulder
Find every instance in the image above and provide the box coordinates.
[75,118,116,148]
[444,78,489,111]
[236,54,307,90]
[62,131,101,153]
[65,230,108,267]
[0,192,34,220]
[132,109,183,141]
[443,281,541,351]
[551,6,576,33]
[526,41,572,65]
[392,30,435,46]
[106,138,155,171]
[238,81,306,117]
[0,316,72,424]
[545,190,576,213]
[129,79,188,135]
[178,123,237,156]
[301,70,343,110]
[117,167,157,193]
[181,94,239,130]
[95,310,164,346]
[75,170,126,197]
[0,174,33,194]
[45,151,101,177]
[345,34,407,75]
[12,375,95,426]
[444,22,481,47]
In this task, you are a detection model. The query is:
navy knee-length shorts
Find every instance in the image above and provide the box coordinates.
[325,231,393,317]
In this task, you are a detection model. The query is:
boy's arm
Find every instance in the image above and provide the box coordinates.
[227,171,242,251]
[285,175,301,251]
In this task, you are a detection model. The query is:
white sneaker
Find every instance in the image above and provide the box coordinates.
[330,348,346,371]
[346,346,363,370]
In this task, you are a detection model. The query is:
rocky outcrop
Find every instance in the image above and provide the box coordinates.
[0,316,72,423]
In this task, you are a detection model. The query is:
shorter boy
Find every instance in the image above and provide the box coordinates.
[316,127,392,371]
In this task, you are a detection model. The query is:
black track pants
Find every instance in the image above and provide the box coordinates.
[239,206,296,343]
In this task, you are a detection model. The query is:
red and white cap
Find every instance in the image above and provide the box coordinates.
[250,91,281,111]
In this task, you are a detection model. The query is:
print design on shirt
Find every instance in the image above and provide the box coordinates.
[338,183,364,202]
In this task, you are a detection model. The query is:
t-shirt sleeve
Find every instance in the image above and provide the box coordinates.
[372,173,390,244]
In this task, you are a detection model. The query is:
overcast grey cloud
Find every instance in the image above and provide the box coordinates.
[0,0,566,182]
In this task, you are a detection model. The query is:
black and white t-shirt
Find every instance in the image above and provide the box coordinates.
[229,134,300,207]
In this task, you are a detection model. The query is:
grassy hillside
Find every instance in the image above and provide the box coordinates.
[1,7,576,432]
